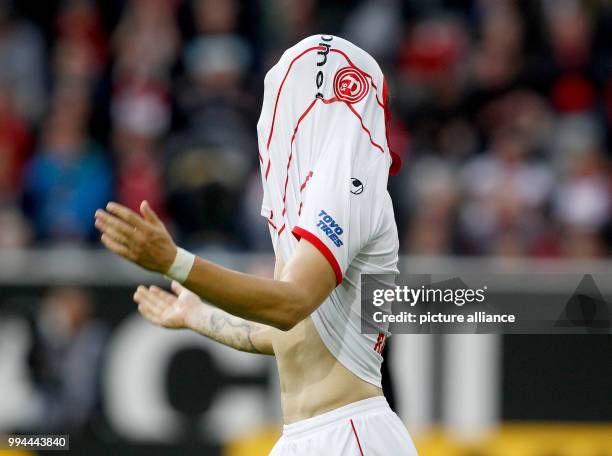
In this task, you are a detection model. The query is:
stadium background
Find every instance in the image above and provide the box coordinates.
[0,0,611,454]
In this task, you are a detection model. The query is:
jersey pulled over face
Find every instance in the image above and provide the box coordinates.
[256,35,400,388]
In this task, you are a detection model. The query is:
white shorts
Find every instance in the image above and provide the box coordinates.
[269,397,418,455]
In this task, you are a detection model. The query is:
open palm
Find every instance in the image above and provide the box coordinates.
[133,281,200,329]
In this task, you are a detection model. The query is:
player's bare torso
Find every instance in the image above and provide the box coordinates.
[271,257,383,424]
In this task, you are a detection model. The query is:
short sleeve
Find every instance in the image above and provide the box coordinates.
[292,146,385,285]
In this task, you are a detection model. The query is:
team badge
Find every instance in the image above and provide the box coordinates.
[333,67,369,103]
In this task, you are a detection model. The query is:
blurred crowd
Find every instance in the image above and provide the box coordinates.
[0,0,610,258]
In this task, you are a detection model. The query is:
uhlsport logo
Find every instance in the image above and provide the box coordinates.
[317,210,343,247]
[333,67,369,103]
[351,178,364,195]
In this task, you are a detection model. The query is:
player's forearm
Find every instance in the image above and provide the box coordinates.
[185,303,274,355]
[183,257,310,331]
[95,202,333,330]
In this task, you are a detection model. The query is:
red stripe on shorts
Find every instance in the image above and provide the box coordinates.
[350,419,365,456]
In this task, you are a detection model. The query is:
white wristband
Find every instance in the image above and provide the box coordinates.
[164,247,196,283]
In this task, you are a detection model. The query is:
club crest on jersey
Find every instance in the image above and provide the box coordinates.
[333,67,369,103]
[317,210,344,247]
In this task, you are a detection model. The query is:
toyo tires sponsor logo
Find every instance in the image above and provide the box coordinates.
[316,210,343,247]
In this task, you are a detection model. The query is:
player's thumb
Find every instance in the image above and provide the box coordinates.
[171,280,185,296]
[140,200,161,225]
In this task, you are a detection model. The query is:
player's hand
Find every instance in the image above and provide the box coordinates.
[133,281,201,329]
[94,200,177,273]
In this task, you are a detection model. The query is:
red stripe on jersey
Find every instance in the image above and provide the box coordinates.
[299,171,314,191]
[265,159,271,179]
[296,170,313,218]
[350,419,365,456]
[267,210,277,230]
[278,224,286,235]
[266,46,324,150]
[320,96,338,104]
[292,226,342,285]
[290,99,319,145]
[344,102,385,154]
[279,98,319,218]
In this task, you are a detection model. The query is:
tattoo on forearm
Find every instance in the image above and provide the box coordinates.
[194,309,264,354]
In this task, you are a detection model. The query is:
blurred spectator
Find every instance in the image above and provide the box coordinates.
[459,129,554,255]
[405,157,459,255]
[167,33,255,246]
[0,84,31,201]
[111,0,178,138]
[554,149,610,231]
[472,0,524,90]
[112,127,167,218]
[112,0,179,82]
[0,82,32,248]
[0,0,46,122]
[262,0,317,54]
[397,16,469,116]
[193,0,239,35]
[342,0,402,62]
[52,0,107,88]
[544,0,593,71]
[23,88,112,243]
[29,287,107,433]
[55,0,107,64]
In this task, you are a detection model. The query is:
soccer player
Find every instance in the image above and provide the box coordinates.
[95,35,417,455]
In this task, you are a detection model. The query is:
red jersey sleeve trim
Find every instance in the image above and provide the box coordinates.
[292,226,343,285]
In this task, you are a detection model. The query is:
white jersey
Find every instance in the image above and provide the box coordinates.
[256,35,401,387]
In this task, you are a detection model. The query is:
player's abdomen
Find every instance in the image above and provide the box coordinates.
[272,316,382,424]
